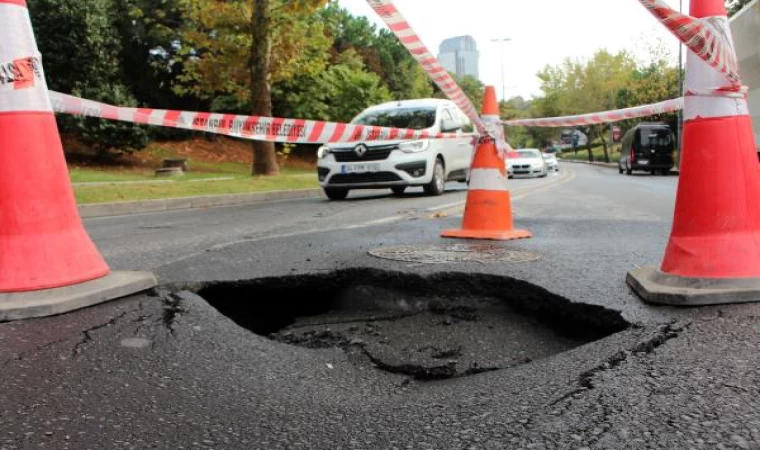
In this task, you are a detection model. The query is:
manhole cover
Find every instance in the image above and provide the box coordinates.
[368,244,541,264]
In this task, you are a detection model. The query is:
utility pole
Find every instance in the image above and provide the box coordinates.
[491,38,512,102]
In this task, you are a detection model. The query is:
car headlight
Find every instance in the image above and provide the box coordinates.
[317,145,331,159]
[399,139,430,153]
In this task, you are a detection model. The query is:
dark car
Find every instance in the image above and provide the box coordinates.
[618,123,675,175]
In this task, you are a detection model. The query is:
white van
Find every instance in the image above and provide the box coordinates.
[316,99,476,200]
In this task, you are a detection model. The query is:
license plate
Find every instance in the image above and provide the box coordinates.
[638,160,650,165]
[341,163,380,174]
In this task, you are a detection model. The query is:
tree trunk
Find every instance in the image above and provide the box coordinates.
[250,0,279,176]
[599,127,610,163]
[582,127,594,162]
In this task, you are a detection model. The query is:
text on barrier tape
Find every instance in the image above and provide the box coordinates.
[49,91,478,145]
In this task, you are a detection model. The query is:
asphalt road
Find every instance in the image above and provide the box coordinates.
[86,169,571,273]
[4,163,760,450]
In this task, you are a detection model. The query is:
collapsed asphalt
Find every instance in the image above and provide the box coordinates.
[198,270,628,381]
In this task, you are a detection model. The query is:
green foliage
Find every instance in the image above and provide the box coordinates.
[526,47,681,160]
[28,0,149,152]
[318,51,393,122]
[174,0,331,105]
[319,2,433,101]
[434,74,484,109]
[727,0,753,16]
[500,97,533,148]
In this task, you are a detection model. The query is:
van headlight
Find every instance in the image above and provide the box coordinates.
[317,145,331,159]
[399,139,430,153]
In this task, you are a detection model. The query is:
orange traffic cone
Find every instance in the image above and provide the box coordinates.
[0,0,156,321]
[627,0,760,305]
[441,86,532,241]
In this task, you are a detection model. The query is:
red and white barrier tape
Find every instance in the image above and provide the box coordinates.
[49,91,476,144]
[638,0,741,87]
[502,98,683,128]
[365,0,486,135]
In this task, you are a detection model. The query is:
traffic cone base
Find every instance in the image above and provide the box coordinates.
[441,191,532,241]
[441,228,533,241]
[0,271,158,322]
[627,267,760,306]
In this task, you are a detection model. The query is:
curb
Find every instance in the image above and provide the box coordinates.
[561,159,680,174]
[79,189,325,219]
[560,159,618,168]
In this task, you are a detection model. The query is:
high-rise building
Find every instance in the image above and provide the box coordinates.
[438,35,480,79]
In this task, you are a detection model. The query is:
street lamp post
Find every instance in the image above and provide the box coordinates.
[491,37,512,102]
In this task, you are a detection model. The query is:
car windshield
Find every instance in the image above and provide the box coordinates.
[517,150,541,159]
[351,106,437,130]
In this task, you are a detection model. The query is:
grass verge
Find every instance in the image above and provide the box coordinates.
[558,144,622,163]
[74,169,318,204]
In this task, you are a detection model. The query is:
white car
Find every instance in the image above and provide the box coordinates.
[316,99,476,200]
[507,149,548,178]
[542,152,559,172]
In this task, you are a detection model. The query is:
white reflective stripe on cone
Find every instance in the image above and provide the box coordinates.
[468,168,509,192]
[0,3,52,113]
[684,15,749,121]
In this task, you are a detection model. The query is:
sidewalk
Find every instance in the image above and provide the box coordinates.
[562,158,681,174]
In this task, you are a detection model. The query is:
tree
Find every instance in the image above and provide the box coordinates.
[500,97,533,148]
[176,0,329,175]
[318,51,393,122]
[373,30,433,100]
[28,0,149,154]
[434,74,484,111]
[535,50,636,162]
[273,50,392,122]
[318,3,432,101]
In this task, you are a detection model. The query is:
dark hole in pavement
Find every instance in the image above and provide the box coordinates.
[197,269,630,381]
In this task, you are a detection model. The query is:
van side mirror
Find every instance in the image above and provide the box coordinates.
[441,118,461,133]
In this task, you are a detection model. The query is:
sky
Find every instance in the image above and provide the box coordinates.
[336,0,691,101]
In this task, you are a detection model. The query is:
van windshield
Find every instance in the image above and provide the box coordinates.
[351,107,437,130]
[640,128,673,149]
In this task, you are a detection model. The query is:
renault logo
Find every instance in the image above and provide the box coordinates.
[354,144,368,158]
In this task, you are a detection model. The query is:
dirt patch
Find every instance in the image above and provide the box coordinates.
[63,134,316,172]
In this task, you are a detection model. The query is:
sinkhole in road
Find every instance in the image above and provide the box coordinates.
[198,269,630,381]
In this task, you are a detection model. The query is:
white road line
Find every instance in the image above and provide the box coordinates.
[344,216,406,229]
